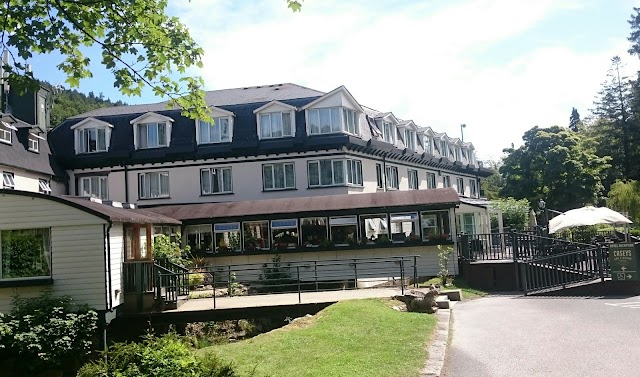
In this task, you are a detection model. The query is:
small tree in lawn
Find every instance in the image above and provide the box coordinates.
[437,245,454,287]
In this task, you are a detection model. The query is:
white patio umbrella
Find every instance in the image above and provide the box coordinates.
[548,206,632,234]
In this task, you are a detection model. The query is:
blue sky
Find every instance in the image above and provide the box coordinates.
[19,0,640,160]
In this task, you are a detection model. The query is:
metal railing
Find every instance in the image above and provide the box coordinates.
[154,255,420,308]
[521,245,604,295]
[155,259,189,296]
[123,261,154,293]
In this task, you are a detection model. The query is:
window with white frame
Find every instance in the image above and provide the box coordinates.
[307,159,362,187]
[28,134,39,152]
[308,107,359,136]
[382,122,395,143]
[2,172,15,189]
[439,140,448,157]
[404,129,416,150]
[259,111,293,139]
[138,172,170,198]
[77,127,109,153]
[443,175,451,188]
[470,179,478,197]
[38,179,51,195]
[0,228,51,279]
[408,169,419,190]
[200,167,232,195]
[214,223,241,253]
[424,136,432,154]
[456,177,465,195]
[136,122,168,149]
[80,176,108,199]
[0,121,12,144]
[455,147,461,161]
[426,172,436,189]
[198,117,231,144]
[386,166,399,189]
[262,162,295,191]
[375,163,383,189]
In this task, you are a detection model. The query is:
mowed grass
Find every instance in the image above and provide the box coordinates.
[420,277,488,299]
[198,299,437,377]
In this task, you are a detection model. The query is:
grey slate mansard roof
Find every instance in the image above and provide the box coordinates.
[0,189,181,225]
[49,83,492,177]
[144,188,461,222]
[0,113,67,179]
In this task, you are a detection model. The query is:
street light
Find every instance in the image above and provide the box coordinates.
[538,199,549,237]
[460,124,467,142]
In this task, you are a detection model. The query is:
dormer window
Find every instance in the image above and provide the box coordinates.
[130,112,173,149]
[382,122,395,143]
[72,117,113,154]
[137,122,167,149]
[455,147,461,161]
[254,100,296,140]
[440,140,449,158]
[307,107,359,136]
[198,117,231,144]
[260,112,293,139]
[404,129,416,150]
[0,121,14,144]
[424,136,432,154]
[28,134,40,152]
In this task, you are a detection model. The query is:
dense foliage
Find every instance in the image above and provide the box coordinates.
[494,8,640,215]
[607,180,640,222]
[489,198,531,231]
[77,333,237,377]
[0,1,302,121]
[500,127,610,211]
[43,82,126,126]
[0,293,98,375]
[152,233,189,266]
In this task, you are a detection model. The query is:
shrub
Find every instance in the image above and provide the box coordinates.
[490,198,530,231]
[189,273,205,287]
[0,292,98,375]
[77,333,237,377]
[153,233,190,266]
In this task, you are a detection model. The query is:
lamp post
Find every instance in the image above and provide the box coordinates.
[538,199,548,237]
[460,124,466,142]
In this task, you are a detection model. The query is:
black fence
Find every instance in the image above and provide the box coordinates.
[520,245,605,295]
[153,255,420,308]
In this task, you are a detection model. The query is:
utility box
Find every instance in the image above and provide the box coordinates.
[609,243,639,281]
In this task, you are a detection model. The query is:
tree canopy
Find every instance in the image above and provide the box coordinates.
[0,1,302,121]
[42,82,126,126]
[500,126,610,211]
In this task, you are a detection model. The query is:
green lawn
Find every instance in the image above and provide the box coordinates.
[198,299,437,377]
[420,277,488,300]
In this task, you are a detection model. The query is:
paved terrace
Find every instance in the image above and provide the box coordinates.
[167,287,413,313]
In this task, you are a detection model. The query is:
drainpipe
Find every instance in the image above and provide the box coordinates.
[382,152,388,192]
[124,164,129,203]
[106,221,113,310]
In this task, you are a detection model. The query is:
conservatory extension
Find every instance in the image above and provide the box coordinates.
[145,188,467,277]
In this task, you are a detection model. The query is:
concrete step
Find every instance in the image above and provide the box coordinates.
[435,295,451,309]
[441,289,463,301]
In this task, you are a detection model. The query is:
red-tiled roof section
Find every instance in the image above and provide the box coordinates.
[145,188,460,221]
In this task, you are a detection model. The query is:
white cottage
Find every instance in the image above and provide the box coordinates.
[0,189,180,323]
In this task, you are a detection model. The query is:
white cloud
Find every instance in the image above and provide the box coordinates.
[170,0,636,161]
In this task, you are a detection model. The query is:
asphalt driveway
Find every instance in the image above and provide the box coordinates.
[441,294,640,377]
